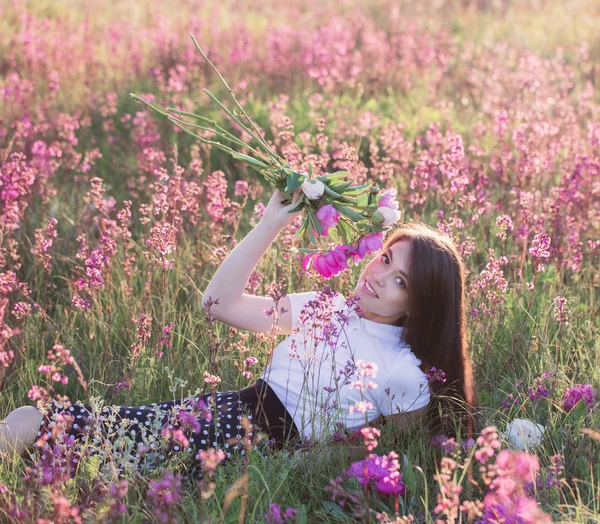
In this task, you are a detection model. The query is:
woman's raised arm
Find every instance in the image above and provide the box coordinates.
[202,189,302,335]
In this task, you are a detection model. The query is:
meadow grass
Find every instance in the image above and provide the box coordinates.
[1,0,600,522]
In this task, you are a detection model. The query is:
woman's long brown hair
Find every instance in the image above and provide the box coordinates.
[383,222,476,438]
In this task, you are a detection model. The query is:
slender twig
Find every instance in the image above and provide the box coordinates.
[191,34,281,161]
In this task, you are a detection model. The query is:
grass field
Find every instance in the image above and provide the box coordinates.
[1,0,600,521]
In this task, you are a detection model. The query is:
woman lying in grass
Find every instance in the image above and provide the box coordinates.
[0,188,476,475]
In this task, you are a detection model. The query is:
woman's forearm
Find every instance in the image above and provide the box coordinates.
[203,220,280,308]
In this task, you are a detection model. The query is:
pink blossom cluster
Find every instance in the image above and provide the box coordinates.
[0,297,19,378]
[476,450,552,524]
[552,296,570,325]
[431,427,554,523]
[36,344,82,388]
[30,217,58,270]
[196,448,226,475]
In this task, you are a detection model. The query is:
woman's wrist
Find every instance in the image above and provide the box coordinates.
[256,217,284,237]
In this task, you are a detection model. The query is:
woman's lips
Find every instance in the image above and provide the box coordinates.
[363,279,378,298]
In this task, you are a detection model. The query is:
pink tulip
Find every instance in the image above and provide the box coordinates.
[315,204,340,237]
[302,245,351,278]
[349,233,384,264]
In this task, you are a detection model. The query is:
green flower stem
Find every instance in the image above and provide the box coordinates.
[202,89,283,167]
[167,109,272,163]
[166,117,240,155]
[130,94,170,118]
[191,34,280,161]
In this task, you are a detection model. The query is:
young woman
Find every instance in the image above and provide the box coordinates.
[0,189,475,471]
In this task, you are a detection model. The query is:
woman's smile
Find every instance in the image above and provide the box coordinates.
[363,279,378,298]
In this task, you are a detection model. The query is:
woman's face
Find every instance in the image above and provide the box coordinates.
[353,239,412,325]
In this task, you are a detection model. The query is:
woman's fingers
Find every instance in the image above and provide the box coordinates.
[291,188,302,206]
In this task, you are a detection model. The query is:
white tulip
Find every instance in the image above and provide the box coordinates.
[301,179,325,200]
[506,418,545,450]
[378,206,401,226]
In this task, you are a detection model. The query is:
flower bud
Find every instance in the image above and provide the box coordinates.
[371,210,385,227]
[301,179,325,200]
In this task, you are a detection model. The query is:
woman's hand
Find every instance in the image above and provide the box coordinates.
[259,188,303,232]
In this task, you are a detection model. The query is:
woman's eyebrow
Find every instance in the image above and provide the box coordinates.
[386,249,410,282]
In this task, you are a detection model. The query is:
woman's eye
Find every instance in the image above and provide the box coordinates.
[382,254,389,265]
[396,277,406,288]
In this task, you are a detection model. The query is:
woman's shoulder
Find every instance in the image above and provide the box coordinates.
[381,343,427,379]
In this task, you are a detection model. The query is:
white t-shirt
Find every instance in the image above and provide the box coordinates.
[262,290,430,441]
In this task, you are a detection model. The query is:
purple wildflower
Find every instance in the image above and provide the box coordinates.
[562,384,597,413]
[346,452,406,496]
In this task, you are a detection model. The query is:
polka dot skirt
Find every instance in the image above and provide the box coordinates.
[34,390,261,476]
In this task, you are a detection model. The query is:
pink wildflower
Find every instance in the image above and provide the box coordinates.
[349,400,373,414]
[197,448,226,475]
[234,180,249,197]
[553,296,570,325]
[203,371,221,387]
[360,426,381,451]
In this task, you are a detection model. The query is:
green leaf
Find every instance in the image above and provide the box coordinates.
[285,171,305,193]
[80,453,101,482]
[317,171,349,184]
[330,181,354,194]
[323,185,343,198]
[287,201,305,214]
[356,223,388,233]
[332,203,365,222]
[307,209,323,235]
[338,220,354,244]
[321,500,350,520]
[569,399,588,424]
[402,454,417,493]
[231,152,270,169]
[295,220,309,239]
[328,226,339,243]
[344,183,373,193]
[308,223,317,245]
[356,193,370,207]
[370,498,392,513]
[296,505,308,524]
[308,163,313,178]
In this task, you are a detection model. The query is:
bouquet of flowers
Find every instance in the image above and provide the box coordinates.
[131,35,401,279]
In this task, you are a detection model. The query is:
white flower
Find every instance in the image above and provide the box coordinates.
[301,179,325,200]
[506,418,545,450]
[377,206,401,226]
